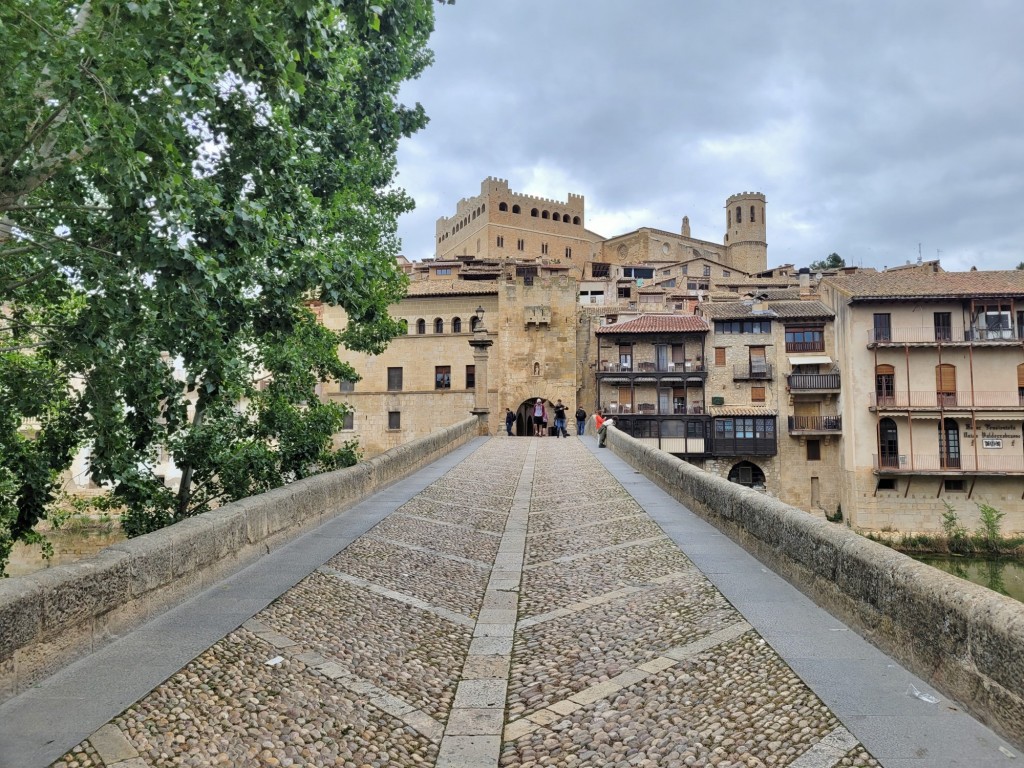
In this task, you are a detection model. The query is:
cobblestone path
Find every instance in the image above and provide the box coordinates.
[53,438,880,768]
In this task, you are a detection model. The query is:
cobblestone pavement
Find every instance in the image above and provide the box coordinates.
[53,438,881,768]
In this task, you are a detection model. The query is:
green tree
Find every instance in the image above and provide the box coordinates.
[809,253,846,271]
[0,0,449,573]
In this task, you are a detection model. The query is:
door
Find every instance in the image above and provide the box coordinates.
[658,388,671,415]
[794,401,820,432]
[875,365,896,406]
[878,418,899,468]
[940,418,961,469]
[935,364,957,407]
[655,345,669,371]
[873,313,891,342]
[749,347,767,377]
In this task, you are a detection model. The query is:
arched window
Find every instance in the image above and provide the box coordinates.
[542,210,550,219]
[750,205,756,222]
[875,364,895,406]
[939,418,960,468]
[434,317,444,334]
[512,204,521,214]
[736,206,742,224]
[531,208,539,217]
[572,216,581,225]
[878,418,899,468]
[552,212,561,221]
[416,318,426,335]
[727,461,765,487]
[728,210,732,227]
[399,319,409,335]
[499,202,508,211]
[936,364,957,406]
[470,316,480,331]
[452,317,462,333]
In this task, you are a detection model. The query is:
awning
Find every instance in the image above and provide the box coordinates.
[787,355,832,366]
[970,414,1024,423]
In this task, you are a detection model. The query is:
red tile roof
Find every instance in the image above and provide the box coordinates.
[824,270,1024,300]
[596,314,709,335]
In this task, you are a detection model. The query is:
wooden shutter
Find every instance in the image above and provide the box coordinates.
[935,364,956,393]
[715,347,726,366]
[1017,363,1024,388]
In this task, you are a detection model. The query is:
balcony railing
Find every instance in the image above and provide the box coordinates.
[598,361,706,374]
[870,391,1024,409]
[868,326,1022,344]
[713,437,777,456]
[788,415,842,433]
[733,363,773,380]
[785,341,825,353]
[787,373,840,390]
[873,454,1024,473]
[606,403,706,416]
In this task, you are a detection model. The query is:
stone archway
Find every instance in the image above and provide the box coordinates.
[727,461,766,488]
[516,397,550,436]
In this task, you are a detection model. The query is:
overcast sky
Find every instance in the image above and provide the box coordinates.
[394,1,1024,273]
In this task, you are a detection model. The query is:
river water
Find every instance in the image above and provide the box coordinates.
[911,555,1024,605]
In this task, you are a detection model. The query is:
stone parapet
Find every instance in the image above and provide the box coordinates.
[602,426,1024,750]
[0,417,479,704]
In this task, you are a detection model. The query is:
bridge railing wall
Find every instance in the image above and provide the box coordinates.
[0,416,480,704]
[603,425,1024,750]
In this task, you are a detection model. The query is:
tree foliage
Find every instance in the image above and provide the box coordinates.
[809,252,845,272]
[0,0,447,573]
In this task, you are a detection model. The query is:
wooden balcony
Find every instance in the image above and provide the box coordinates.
[870,391,1024,410]
[787,373,840,391]
[873,454,1024,474]
[788,415,842,434]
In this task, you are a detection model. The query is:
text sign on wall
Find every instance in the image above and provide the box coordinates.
[982,438,1003,449]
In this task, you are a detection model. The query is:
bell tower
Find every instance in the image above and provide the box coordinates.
[724,192,767,274]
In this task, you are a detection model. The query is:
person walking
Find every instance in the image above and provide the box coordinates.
[532,398,547,437]
[553,399,568,438]
[504,408,515,436]
[575,405,587,436]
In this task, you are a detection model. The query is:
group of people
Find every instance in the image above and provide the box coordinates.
[503,400,608,442]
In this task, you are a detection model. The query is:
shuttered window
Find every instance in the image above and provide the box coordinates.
[715,347,726,366]
[936,364,956,393]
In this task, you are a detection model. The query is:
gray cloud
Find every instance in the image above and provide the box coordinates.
[395,0,1024,270]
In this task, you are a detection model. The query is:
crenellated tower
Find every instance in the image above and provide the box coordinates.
[723,192,767,274]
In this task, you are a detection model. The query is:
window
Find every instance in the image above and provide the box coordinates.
[541,243,548,255]
[591,263,610,278]
[935,364,957,406]
[497,235,504,247]
[531,208,538,217]
[876,478,896,491]
[751,386,766,403]
[517,238,525,251]
[387,367,403,391]
[452,317,462,333]
[723,270,731,277]
[1018,363,1024,404]
[715,347,726,366]
[728,461,765,487]
[435,366,451,389]
[388,411,401,430]
[618,345,632,371]
[749,347,767,376]
[465,365,475,389]
[498,202,508,211]
[617,286,632,299]
[565,247,573,258]
[622,267,655,279]
[934,311,952,341]
[878,418,898,468]
[875,364,895,405]
[682,264,688,275]
[470,315,480,331]
[434,317,444,334]
[872,313,891,342]
[399,319,408,335]
[714,320,772,334]
[339,380,355,393]
[512,204,521,214]
[944,479,965,492]
[416,318,426,335]
[750,205,756,223]
[342,412,354,430]
[703,265,711,277]
[785,326,824,352]
[806,439,821,461]
[436,267,452,276]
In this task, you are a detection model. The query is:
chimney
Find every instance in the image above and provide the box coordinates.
[798,267,811,297]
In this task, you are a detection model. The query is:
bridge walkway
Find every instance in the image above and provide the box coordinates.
[0,436,1016,767]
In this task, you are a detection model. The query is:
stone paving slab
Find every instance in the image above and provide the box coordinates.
[0,435,1016,767]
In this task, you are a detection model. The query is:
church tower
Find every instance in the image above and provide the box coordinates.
[724,192,767,274]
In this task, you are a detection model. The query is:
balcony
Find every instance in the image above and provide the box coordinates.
[787,373,840,391]
[713,436,777,456]
[870,391,1024,410]
[785,341,825,353]
[788,415,842,434]
[873,454,1024,474]
[733,363,773,381]
[868,326,1022,346]
[599,361,705,373]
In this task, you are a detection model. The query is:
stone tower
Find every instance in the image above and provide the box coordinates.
[724,192,767,275]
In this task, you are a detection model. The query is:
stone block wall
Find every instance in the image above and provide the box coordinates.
[603,426,1024,750]
[0,417,480,704]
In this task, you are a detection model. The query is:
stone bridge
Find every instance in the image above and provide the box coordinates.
[0,420,1021,767]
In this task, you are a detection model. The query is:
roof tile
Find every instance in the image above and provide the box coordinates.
[596,314,709,335]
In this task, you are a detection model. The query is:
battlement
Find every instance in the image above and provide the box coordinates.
[726,191,766,203]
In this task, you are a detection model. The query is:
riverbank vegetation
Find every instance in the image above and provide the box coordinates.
[866,502,1024,557]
